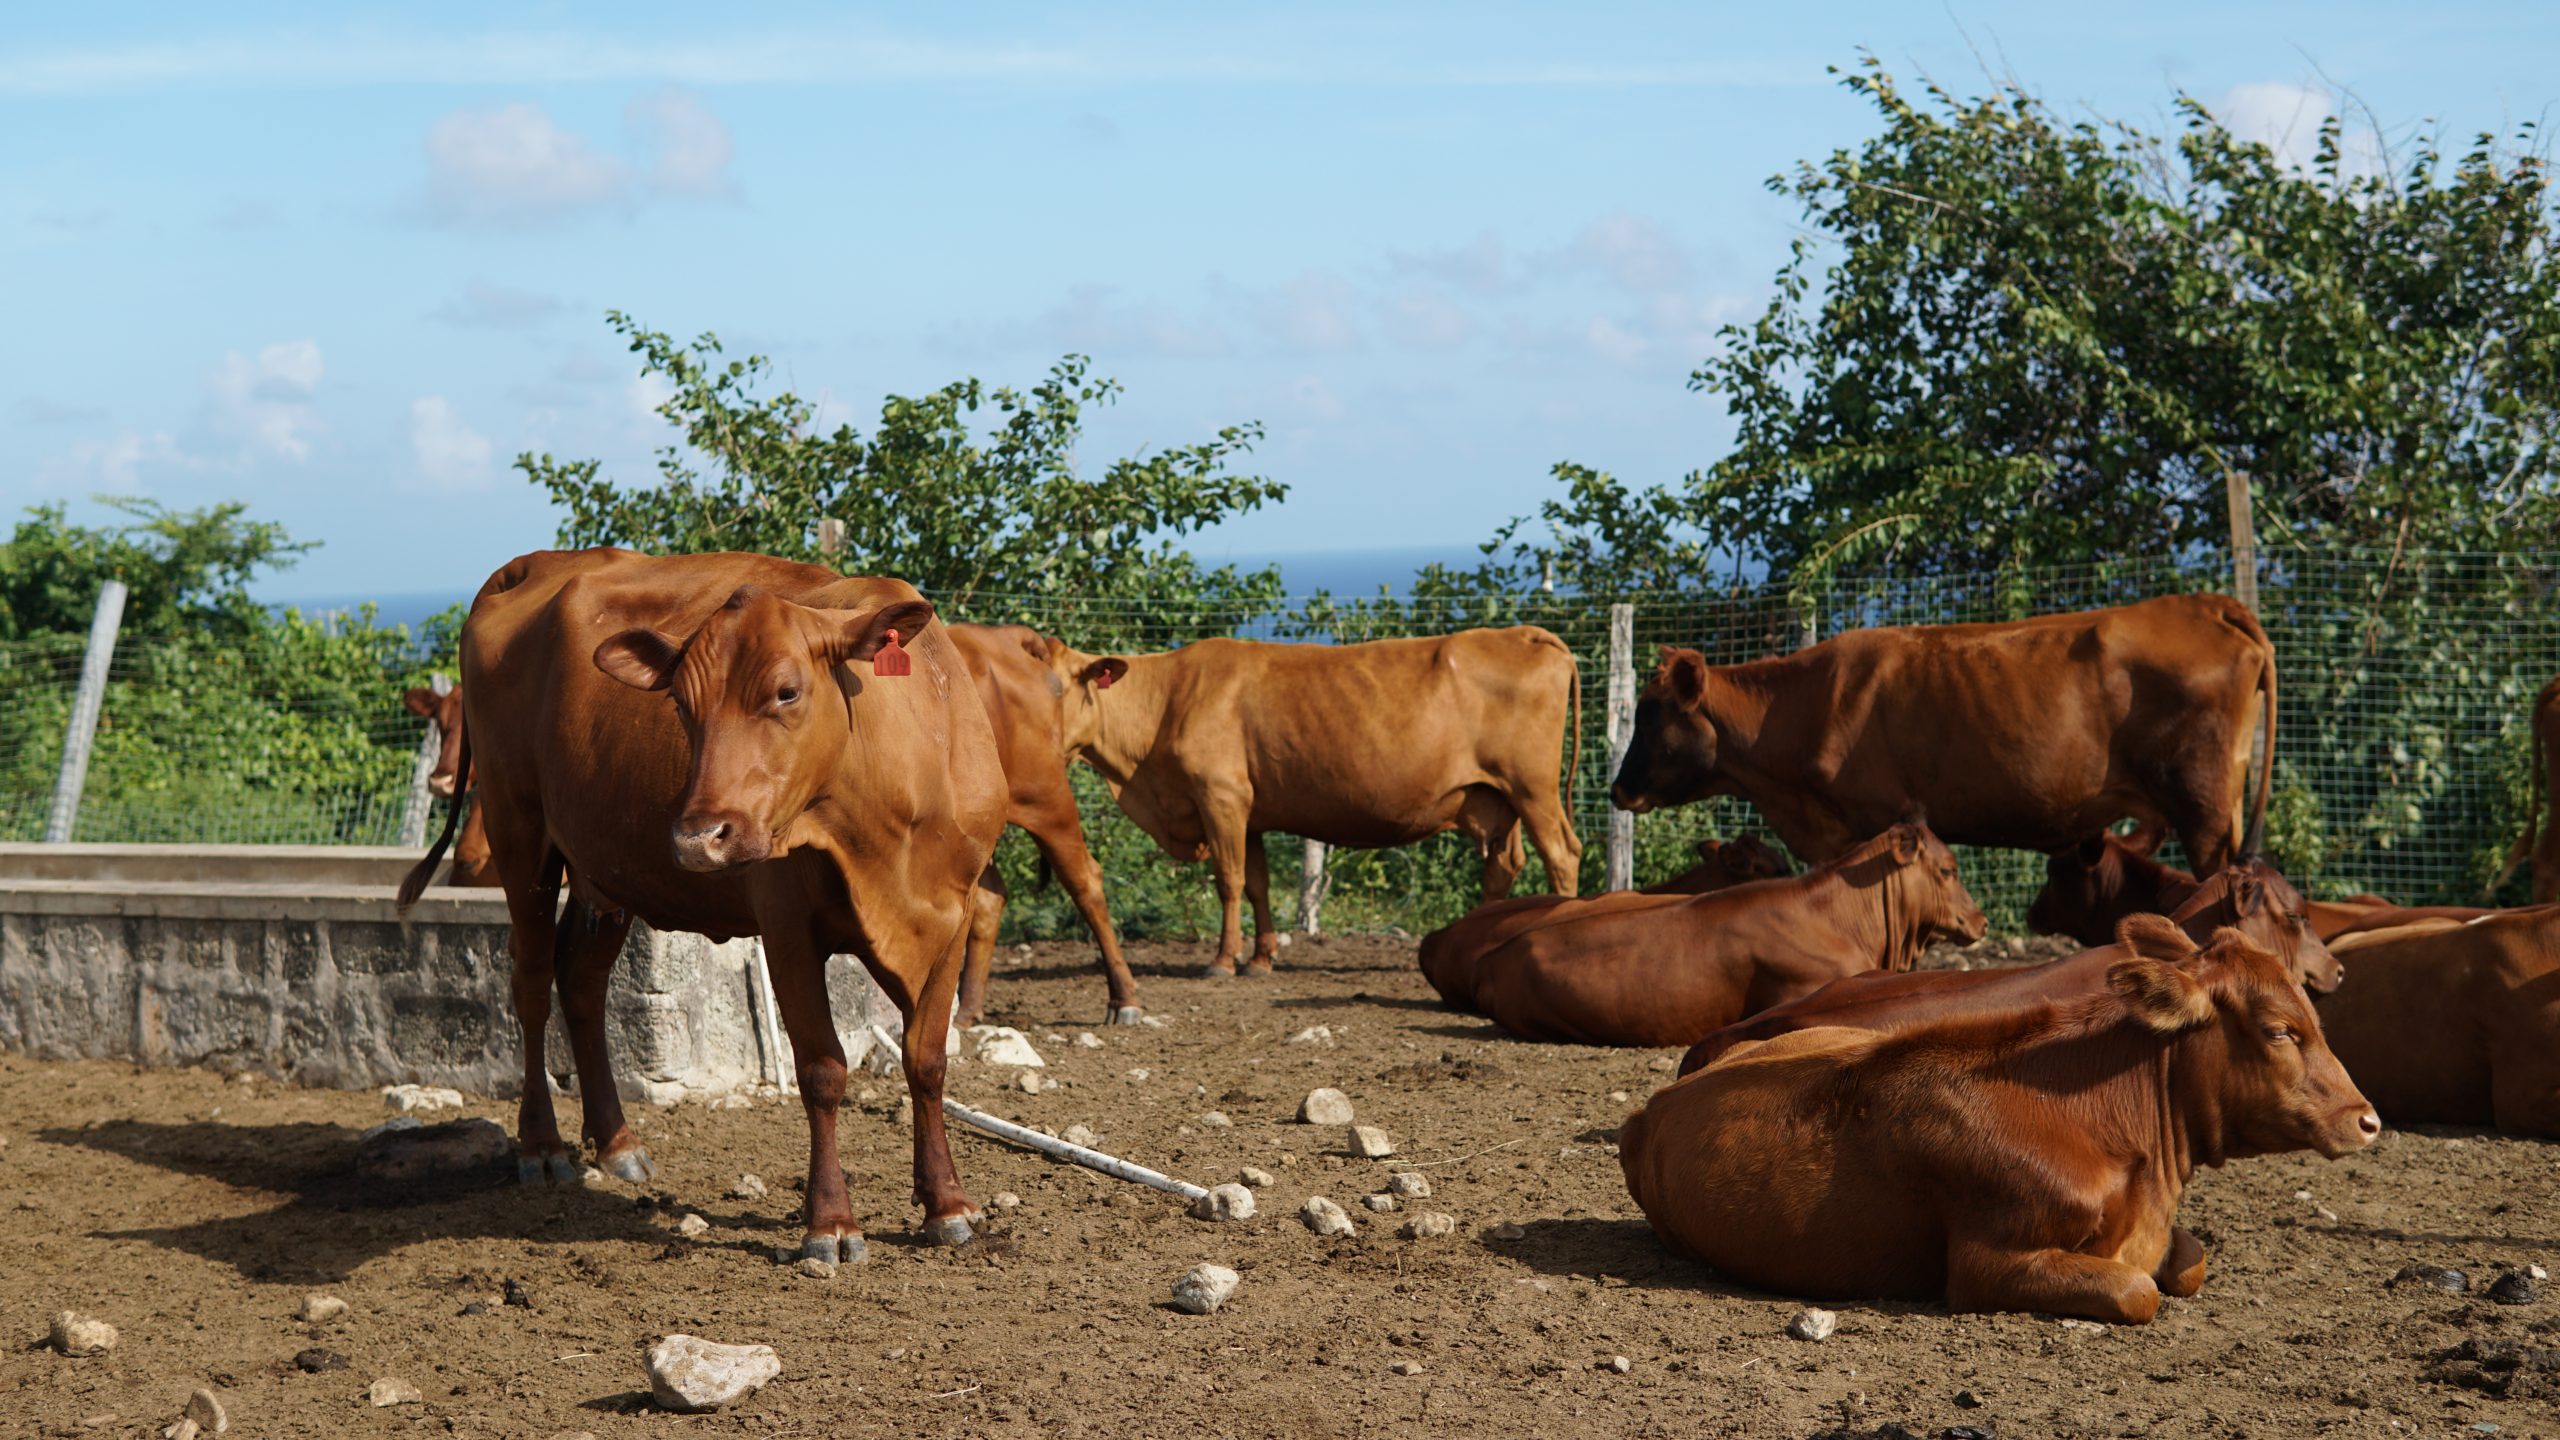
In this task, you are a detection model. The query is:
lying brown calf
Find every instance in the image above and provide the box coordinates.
[1417,836,1791,1007]
[1622,919,2380,1323]
[1683,857,2343,1075]
[2027,832,2447,945]
[2319,907,2560,1137]
[1463,822,1984,1047]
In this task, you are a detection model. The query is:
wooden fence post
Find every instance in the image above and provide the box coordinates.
[44,579,127,844]
[397,672,453,848]
[1298,838,1330,934]
[1605,602,1636,892]
[2225,470,2258,613]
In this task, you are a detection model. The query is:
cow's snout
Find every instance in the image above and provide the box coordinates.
[1609,784,1653,814]
[672,813,767,871]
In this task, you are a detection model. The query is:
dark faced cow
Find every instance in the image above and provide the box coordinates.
[2028,831,2427,946]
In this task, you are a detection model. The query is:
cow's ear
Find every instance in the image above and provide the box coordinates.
[1666,649,1709,706]
[2106,955,2215,1033]
[1079,657,1130,690]
[824,599,938,664]
[2230,868,2265,913]
[2115,913,2197,961]
[595,630,682,691]
[402,687,439,718]
[1016,633,1052,663]
[1888,824,1920,865]
[1693,839,1719,862]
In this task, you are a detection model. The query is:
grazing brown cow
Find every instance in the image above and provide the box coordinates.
[1621,918,2380,1322]
[2319,907,2560,1137]
[1682,856,2345,1075]
[1416,836,1792,1007]
[2027,832,2413,946]
[398,548,1007,1261]
[1609,595,2277,873]
[1043,628,1583,976]
[1459,822,1985,1047]
[400,683,494,887]
[2498,676,2560,903]
[944,623,1141,1026]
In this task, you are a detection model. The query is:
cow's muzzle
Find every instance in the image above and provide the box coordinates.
[1609,784,1655,814]
[672,813,770,872]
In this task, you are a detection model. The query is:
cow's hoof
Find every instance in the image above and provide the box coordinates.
[922,1214,976,1246]
[1242,959,1276,978]
[600,1147,656,1185]
[1106,1005,1145,1026]
[518,1150,579,1185]
[1196,962,1237,979]
[801,1232,868,1266]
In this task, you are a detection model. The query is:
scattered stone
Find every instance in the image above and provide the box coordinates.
[2535,1265,2552,1281]
[1391,1360,1425,1377]
[1362,1194,1397,1213]
[293,1349,347,1373]
[2488,1269,2540,1305]
[1189,1183,1257,1223]
[1076,1032,1104,1049]
[676,1213,711,1239]
[1786,1308,1838,1342]
[503,1278,533,1309]
[1487,1222,1526,1241]
[368,1378,422,1407]
[2315,1205,2340,1223]
[705,1093,752,1111]
[1171,1264,1240,1315]
[1123,1068,1152,1083]
[1017,1071,1043,1095]
[1349,1125,1395,1158]
[1607,1090,1630,1104]
[355,1115,420,1143]
[1196,1110,1233,1129]
[1299,1088,1356,1125]
[1138,1015,1168,1029]
[968,1027,1046,1068]
[459,1302,491,1317]
[354,1118,511,1186]
[47,1312,116,1357]
[1400,1212,1456,1239]
[298,1294,348,1324]
[1239,1167,1275,1188]
[990,1191,1022,1211]
[1385,1171,1432,1198]
[164,1419,198,1440]
[646,1335,782,1412]
[1300,1197,1357,1238]
[1954,1389,1984,1408]
[794,1258,836,1280]
[2391,1264,2471,1294]
[381,1083,466,1113]
[1063,1124,1100,1148]
[1287,1025,1335,1046]
[2294,1188,2314,1203]
[1602,1355,1632,1374]
[579,1166,607,1185]
[182,1389,227,1434]
[728,1174,768,1202]
[1647,1057,1676,1072]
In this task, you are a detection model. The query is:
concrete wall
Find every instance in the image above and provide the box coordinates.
[0,845,920,1101]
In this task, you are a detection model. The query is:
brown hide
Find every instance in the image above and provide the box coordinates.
[943,623,1139,1025]
[2319,906,2560,1137]
[1610,595,2277,873]
[1048,627,1583,975]
[1621,923,2378,1322]
[2028,831,2429,946]
[400,683,494,887]
[409,548,1007,1260]
[1464,822,1985,1047]
[1681,858,2342,1075]
[1416,837,1791,1006]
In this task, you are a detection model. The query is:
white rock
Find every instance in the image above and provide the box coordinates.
[368,1378,422,1407]
[968,1026,1046,1068]
[1607,1090,1630,1104]
[1300,1196,1357,1238]
[1786,1308,1838,1342]
[1298,1088,1355,1126]
[1017,1071,1043,1095]
[184,1388,228,1434]
[1349,1125,1395,1158]
[1361,1194,1397,1213]
[1399,1212,1456,1239]
[1171,1264,1240,1315]
[1189,1183,1257,1222]
[1603,1355,1632,1374]
[299,1293,349,1324]
[1123,1068,1152,1083]
[1197,1111,1233,1129]
[676,1213,710,1238]
[793,1258,835,1280]
[1647,1057,1676,1072]
[646,1335,781,1412]
[704,1093,753,1111]
[47,1312,116,1357]
[1075,1032,1104,1049]
[1385,1172,1432,1198]
[1391,1360,1425,1377]
[728,1174,768,1202]
[1239,1167,1276,1188]
[1063,1124,1099,1148]
[164,1420,199,1440]
[1138,1015,1169,1029]
[1287,1025,1335,1046]
[1488,1222,1526,1241]
[382,1084,466,1114]
[991,1191,1022,1211]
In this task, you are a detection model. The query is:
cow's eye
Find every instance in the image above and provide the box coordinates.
[776,686,801,706]
[2262,1024,2297,1044]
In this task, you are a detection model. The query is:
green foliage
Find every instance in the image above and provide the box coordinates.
[0,497,313,642]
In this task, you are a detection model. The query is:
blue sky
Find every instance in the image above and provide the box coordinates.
[5,3,2551,603]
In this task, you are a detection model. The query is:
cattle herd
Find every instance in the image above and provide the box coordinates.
[390,548,2560,1324]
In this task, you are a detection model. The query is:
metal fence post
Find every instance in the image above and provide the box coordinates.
[1605,602,1636,892]
[397,672,453,848]
[1298,838,1330,934]
[44,579,128,844]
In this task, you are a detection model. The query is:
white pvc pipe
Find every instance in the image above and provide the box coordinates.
[941,1098,1209,1201]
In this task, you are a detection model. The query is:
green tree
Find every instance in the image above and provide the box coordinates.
[0,497,313,642]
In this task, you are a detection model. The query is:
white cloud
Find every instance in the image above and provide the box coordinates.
[1561,213,1689,295]
[627,86,736,198]
[2216,82,2384,178]
[207,339,324,460]
[1036,284,1231,357]
[1377,288,1474,350]
[410,396,494,490]
[69,432,187,491]
[1388,230,1515,295]
[424,102,626,225]
[431,279,567,329]
[1222,269,1362,352]
[629,371,676,420]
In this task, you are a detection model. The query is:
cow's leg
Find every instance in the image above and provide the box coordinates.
[497,856,581,1185]
[1021,801,1141,1022]
[864,922,981,1244]
[1946,1238,2162,1324]
[760,926,866,1264]
[1459,786,1528,902]
[2154,1226,2208,1298]
[955,863,1006,1029]
[1196,795,1253,978]
[1241,833,1279,976]
[1515,788,1583,898]
[554,901,647,1182]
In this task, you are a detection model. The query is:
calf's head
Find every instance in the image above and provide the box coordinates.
[594,586,934,872]
[2027,832,2196,946]
[2105,917,2379,1160]
[1610,648,1723,813]
[1866,820,1990,950]
[2170,859,2343,996]
[1704,834,1792,883]
[402,683,470,798]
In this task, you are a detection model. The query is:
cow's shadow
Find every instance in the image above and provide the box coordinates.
[1486,1216,1941,1327]
[38,1118,669,1285]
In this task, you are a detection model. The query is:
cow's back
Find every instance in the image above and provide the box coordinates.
[2319,909,2560,1126]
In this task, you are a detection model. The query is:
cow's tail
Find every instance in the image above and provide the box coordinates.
[2224,602,2276,861]
[1565,640,1584,817]
[396,718,470,914]
[2495,688,2552,893]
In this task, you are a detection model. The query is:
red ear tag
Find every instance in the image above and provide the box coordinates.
[873,629,912,677]
[1094,669,1114,689]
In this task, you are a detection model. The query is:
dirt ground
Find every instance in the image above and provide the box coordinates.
[4,933,2558,1440]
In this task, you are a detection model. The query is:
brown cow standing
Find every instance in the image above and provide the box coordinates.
[2319,907,2560,1137]
[1609,595,2277,873]
[2498,676,2560,903]
[1682,857,2345,1075]
[1043,628,1583,976]
[944,623,1141,1026]
[1415,836,1790,1004]
[1621,919,2380,1322]
[1459,822,1986,1047]
[398,548,1007,1261]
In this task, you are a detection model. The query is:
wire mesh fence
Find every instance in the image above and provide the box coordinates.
[10,547,2555,936]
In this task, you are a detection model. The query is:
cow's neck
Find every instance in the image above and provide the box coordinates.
[1805,853,1926,973]
[1077,656,1176,791]
[2163,1028,2234,1175]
